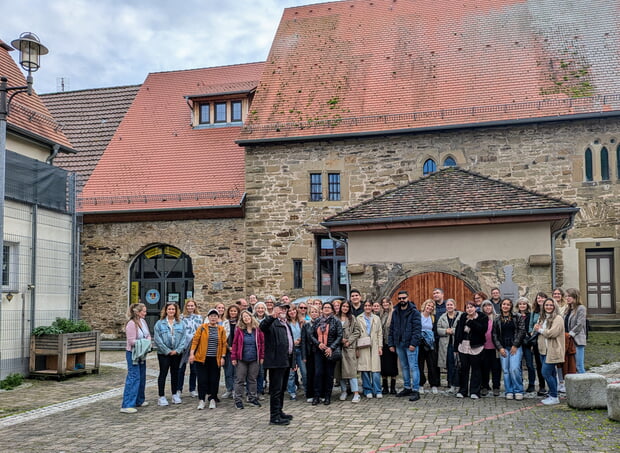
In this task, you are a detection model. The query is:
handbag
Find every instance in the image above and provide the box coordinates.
[357,336,372,349]
[327,345,342,361]
[523,332,539,347]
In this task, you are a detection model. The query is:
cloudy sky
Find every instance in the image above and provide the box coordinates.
[4,0,331,94]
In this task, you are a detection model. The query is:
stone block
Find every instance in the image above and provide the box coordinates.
[566,373,607,409]
[607,383,620,421]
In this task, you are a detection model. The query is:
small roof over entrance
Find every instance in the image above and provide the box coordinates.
[322,167,579,232]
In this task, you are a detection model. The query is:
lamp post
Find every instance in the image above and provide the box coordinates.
[0,32,48,299]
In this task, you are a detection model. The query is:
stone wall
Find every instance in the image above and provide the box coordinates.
[245,116,620,299]
[80,218,245,337]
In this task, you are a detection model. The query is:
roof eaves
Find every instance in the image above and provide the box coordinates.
[186,88,256,100]
[7,123,76,154]
[237,110,620,147]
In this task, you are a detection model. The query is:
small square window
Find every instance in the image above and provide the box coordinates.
[214,103,227,123]
[328,173,340,201]
[199,104,210,124]
[231,101,242,122]
[310,173,322,201]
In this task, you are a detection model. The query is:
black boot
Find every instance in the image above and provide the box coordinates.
[390,378,397,395]
[382,378,389,395]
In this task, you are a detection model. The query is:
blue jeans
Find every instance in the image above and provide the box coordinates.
[121,350,147,409]
[575,345,586,373]
[499,347,524,394]
[340,377,359,393]
[257,363,265,393]
[361,371,382,395]
[287,348,307,395]
[223,353,235,392]
[541,354,558,398]
[522,345,536,388]
[395,345,420,391]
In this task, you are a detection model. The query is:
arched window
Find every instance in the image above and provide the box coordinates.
[584,148,593,182]
[443,156,457,167]
[601,147,609,180]
[423,159,437,175]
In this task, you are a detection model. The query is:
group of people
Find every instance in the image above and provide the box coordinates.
[120,286,587,421]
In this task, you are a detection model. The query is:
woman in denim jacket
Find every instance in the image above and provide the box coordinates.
[154,302,187,406]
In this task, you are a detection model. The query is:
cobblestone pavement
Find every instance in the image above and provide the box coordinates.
[0,352,618,453]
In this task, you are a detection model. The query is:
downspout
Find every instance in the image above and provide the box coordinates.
[328,232,349,297]
[46,143,60,164]
[29,204,37,329]
[551,215,576,289]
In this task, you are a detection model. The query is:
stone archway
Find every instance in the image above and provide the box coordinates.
[391,272,476,311]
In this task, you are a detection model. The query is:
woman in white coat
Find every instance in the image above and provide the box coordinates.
[356,300,383,398]
[436,299,462,393]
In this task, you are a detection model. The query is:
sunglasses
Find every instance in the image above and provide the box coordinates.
[299,306,307,309]
[397,297,407,300]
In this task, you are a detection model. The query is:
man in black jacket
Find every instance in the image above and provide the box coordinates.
[260,302,295,425]
[388,290,422,401]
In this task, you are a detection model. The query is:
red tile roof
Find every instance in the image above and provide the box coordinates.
[0,41,73,151]
[323,167,578,231]
[41,85,140,193]
[79,62,264,213]
[240,0,620,142]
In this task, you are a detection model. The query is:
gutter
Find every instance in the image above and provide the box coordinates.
[321,207,580,228]
[237,110,620,146]
[78,201,245,216]
[46,143,61,164]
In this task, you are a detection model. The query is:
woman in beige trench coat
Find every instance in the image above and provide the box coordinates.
[356,300,383,398]
[338,300,362,402]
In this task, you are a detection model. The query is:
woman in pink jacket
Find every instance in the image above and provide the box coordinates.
[231,310,265,409]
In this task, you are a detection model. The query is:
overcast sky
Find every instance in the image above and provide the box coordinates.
[3,0,331,94]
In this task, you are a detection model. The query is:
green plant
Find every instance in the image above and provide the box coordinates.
[32,317,92,336]
[0,373,23,390]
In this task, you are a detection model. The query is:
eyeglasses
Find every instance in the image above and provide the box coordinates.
[397,297,407,300]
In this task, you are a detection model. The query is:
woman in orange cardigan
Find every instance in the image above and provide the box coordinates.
[189,308,228,410]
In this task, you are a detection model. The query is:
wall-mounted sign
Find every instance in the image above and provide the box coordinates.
[145,289,160,305]
[168,293,180,302]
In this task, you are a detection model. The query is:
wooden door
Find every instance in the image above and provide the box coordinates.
[390,272,476,311]
[586,250,615,314]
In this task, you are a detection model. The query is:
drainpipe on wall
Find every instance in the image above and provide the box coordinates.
[45,143,60,164]
[551,215,576,289]
[328,232,349,297]
[29,204,37,330]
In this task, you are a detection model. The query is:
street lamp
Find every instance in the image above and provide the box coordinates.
[1,32,48,300]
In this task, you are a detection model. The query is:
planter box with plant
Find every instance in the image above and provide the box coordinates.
[30,318,100,378]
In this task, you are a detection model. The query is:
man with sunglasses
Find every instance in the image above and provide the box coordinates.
[388,290,422,401]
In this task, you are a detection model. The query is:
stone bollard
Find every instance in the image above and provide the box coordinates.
[565,373,607,409]
[608,383,620,421]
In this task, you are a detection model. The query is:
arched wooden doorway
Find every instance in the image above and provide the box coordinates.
[391,272,476,311]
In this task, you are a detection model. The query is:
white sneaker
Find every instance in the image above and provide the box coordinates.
[418,387,425,394]
[138,401,149,407]
[558,383,566,393]
[197,400,205,410]
[221,391,232,399]
[172,393,182,404]
[339,391,348,401]
[306,398,313,403]
[456,393,464,398]
[190,390,198,398]
[120,407,137,413]
[542,396,560,405]
[175,390,182,397]
[447,386,457,394]
[515,393,524,401]
[431,387,438,394]
[470,394,479,399]
[352,394,361,403]
[376,393,383,399]
[506,393,514,400]
[209,399,216,409]
[158,396,169,406]
[365,393,373,399]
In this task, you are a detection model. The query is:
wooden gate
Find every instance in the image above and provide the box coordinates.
[390,272,476,311]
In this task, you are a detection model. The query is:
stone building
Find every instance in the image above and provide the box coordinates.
[238,0,620,314]
[46,0,620,337]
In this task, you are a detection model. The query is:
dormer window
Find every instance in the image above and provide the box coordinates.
[192,99,247,128]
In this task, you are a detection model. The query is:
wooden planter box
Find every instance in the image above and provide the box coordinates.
[29,331,101,378]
